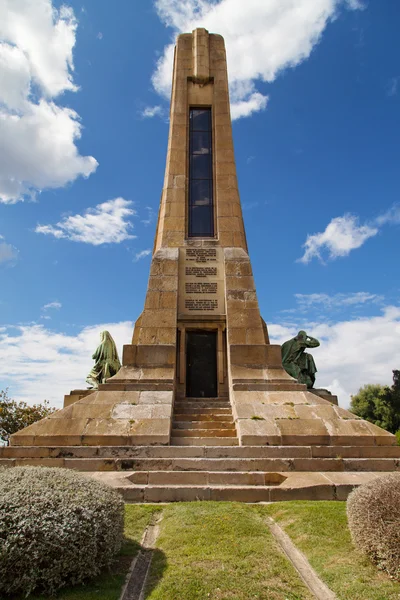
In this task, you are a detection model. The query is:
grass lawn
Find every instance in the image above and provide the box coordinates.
[145,502,313,600]
[12,501,400,599]
[261,501,400,600]
[22,505,161,600]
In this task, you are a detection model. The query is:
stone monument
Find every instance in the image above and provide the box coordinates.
[4,29,399,502]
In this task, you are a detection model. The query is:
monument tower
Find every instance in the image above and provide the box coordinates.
[6,30,399,501]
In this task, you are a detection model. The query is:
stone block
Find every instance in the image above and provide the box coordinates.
[228,328,247,344]
[265,345,284,368]
[149,471,208,485]
[127,472,149,485]
[270,483,334,501]
[227,308,261,328]
[276,418,330,445]
[236,418,281,446]
[139,391,173,405]
[130,418,171,438]
[148,276,178,292]
[144,486,211,502]
[323,419,378,446]
[259,391,309,405]
[122,344,137,365]
[364,421,397,445]
[210,487,271,502]
[234,403,296,420]
[226,276,255,291]
[159,291,177,308]
[69,404,114,420]
[86,391,140,405]
[141,309,176,328]
[83,418,130,437]
[218,231,234,246]
[246,329,265,345]
[135,345,175,366]
[230,345,267,367]
[144,291,161,309]
[294,405,337,421]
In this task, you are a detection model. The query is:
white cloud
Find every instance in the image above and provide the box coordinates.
[152,0,363,120]
[42,301,62,311]
[141,206,156,226]
[0,321,134,407]
[374,203,400,226]
[299,204,400,264]
[269,305,400,408]
[294,291,383,310]
[0,0,97,203]
[141,105,164,119]
[298,214,378,264]
[0,237,18,266]
[1,307,399,409]
[35,198,136,245]
[134,249,152,262]
[345,0,366,9]
[387,76,399,97]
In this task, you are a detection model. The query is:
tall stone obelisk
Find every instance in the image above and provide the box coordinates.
[10,29,395,449]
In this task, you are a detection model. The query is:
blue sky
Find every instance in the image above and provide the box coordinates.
[0,0,399,408]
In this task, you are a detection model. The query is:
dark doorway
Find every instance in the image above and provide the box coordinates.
[186,331,217,398]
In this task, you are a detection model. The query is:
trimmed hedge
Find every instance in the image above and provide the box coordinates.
[0,466,124,596]
[347,473,400,580]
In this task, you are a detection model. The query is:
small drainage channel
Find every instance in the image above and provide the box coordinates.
[266,516,337,600]
[120,513,162,600]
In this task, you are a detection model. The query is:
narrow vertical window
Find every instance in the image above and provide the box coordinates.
[188,108,214,237]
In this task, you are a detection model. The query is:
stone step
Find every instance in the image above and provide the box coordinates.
[184,397,228,401]
[3,445,400,459]
[173,407,232,415]
[172,421,236,430]
[174,402,231,410]
[3,456,396,471]
[91,474,388,503]
[171,429,237,437]
[128,471,286,486]
[170,437,239,446]
[173,414,233,422]
[1,456,399,471]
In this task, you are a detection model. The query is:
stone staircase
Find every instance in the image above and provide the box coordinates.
[171,396,238,446]
[1,444,400,502]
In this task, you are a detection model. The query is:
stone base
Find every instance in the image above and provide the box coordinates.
[11,390,173,447]
[2,443,399,502]
[84,470,387,503]
[309,388,338,406]
[64,390,94,408]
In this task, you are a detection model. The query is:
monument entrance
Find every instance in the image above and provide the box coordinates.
[186,330,217,398]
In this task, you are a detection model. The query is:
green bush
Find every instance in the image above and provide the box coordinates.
[0,466,124,596]
[347,473,400,580]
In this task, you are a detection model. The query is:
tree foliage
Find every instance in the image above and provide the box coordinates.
[0,389,56,445]
[350,370,400,434]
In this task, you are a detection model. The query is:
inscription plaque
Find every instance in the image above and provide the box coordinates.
[179,247,225,315]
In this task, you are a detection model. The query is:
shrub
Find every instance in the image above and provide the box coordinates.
[0,466,124,596]
[347,473,400,580]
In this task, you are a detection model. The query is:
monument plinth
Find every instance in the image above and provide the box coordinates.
[5,29,400,502]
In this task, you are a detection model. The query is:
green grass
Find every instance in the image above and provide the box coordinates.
[10,501,400,599]
[23,505,161,600]
[145,502,313,600]
[261,501,400,600]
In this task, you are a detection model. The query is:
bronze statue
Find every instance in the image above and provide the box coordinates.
[86,331,121,389]
[281,330,320,389]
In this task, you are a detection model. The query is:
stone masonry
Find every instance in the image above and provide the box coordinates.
[3,29,400,502]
